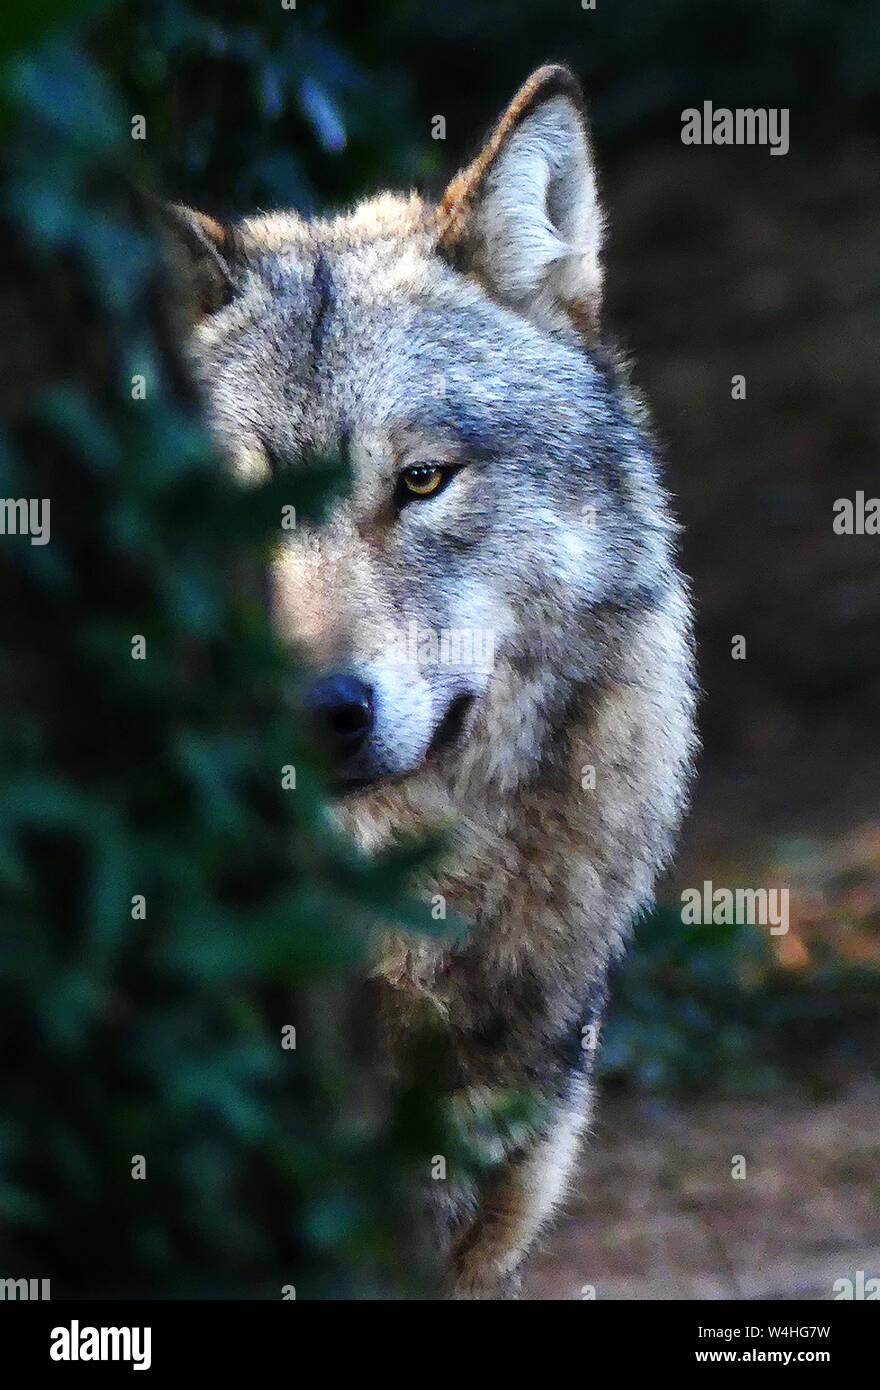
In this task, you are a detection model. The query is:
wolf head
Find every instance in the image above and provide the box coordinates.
[168,66,687,841]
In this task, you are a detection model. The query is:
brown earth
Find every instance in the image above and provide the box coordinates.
[523,1084,880,1300]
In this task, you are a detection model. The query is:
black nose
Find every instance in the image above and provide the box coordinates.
[305,673,373,764]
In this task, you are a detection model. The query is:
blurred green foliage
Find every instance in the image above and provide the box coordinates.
[96,0,437,216]
[0,1,457,1298]
[601,903,880,1095]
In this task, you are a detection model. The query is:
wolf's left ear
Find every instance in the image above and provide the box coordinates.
[155,203,236,320]
[439,65,603,338]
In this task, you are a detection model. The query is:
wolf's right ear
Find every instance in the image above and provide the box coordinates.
[438,65,603,339]
[155,203,235,320]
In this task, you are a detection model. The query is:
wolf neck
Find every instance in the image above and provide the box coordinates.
[358,612,694,1012]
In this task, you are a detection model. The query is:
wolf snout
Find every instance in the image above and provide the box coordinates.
[304,672,374,771]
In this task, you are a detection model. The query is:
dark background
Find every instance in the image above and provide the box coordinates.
[0,0,878,1298]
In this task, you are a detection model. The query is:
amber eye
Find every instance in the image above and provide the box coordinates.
[399,464,446,500]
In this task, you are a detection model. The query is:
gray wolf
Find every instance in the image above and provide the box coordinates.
[165,64,697,1298]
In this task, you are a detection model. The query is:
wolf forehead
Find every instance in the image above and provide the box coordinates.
[232,194,445,332]
[194,196,605,459]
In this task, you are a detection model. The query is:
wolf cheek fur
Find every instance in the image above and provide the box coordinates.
[167,64,697,1298]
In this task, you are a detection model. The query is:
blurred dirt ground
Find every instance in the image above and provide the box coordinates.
[522,1083,880,1300]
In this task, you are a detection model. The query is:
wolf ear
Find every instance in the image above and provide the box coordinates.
[439,65,603,338]
[156,203,235,320]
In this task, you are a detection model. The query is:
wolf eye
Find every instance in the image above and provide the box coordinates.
[398,464,448,500]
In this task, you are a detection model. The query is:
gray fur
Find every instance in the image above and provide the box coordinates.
[172,64,697,1298]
